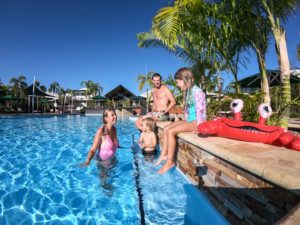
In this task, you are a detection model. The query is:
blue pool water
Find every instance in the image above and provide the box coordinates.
[0,115,228,225]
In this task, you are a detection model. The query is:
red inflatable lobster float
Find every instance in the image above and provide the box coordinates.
[198,99,300,151]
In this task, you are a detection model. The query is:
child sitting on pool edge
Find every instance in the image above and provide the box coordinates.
[138,117,157,160]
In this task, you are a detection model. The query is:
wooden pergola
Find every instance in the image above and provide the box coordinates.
[104,85,145,108]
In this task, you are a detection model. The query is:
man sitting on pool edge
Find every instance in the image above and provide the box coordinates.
[135,73,176,130]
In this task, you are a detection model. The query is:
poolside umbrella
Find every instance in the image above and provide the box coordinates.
[0,95,17,100]
[92,95,107,101]
[39,98,49,112]
[39,98,49,104]
[0,95,17,111]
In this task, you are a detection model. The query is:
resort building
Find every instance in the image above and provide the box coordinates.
[239,69,300,93]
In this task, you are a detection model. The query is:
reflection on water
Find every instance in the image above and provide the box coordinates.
[96,156,118,197]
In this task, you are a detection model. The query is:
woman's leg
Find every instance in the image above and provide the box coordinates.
[158,121,197,174]
[154,120,186,166]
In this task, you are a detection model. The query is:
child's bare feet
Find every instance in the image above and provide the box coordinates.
[154,155,167,166]
[158,160,175,174]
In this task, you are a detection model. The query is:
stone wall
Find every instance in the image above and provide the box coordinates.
[157,125,300,225]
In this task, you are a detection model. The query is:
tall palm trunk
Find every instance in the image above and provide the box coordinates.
[275,31,291,127]
[229,64,241,94]
[230,51,242,94]
[256,50,270,103]
[263,0,291,128]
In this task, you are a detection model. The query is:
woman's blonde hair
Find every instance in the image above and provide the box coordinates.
[142,117,155,131]
[174,67,195,106]
[103,108,116,125]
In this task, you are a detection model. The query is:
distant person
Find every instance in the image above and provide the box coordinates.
[135,73,176,130]
[155,68,207,174]
[82,109,119,166]
[138,117,157,161]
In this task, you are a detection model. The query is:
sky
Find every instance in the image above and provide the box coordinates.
[0,0,299,95]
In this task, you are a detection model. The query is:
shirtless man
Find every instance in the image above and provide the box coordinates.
[135,73,176,130]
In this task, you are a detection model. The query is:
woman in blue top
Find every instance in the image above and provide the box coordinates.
[156,68,207,174]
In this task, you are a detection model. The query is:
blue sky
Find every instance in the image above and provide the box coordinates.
[0,0,299,95]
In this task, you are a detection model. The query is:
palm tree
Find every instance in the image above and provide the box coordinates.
[297,44,300,61]
[90,82,103,97]
[137,0,246,94]
[164,74,183,105]
[260,0,299,127]
[0,79,9,97]
[34,80,40,87]
[81,80,103,108]
[65,88,74,113]
[137,71,155,112]
[58,87,66,113]
[9,75,28,99]
[48,82,60,94]
[222,0,272,102]
[40,85,47,93]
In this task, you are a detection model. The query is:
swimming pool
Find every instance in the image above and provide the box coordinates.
[0,115,228,225]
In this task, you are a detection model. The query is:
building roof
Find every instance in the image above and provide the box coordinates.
[104,85,136,100]
[24,84,55,97]
[239,69,300,88]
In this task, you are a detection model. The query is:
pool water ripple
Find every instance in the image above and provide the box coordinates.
[0,115,228,225]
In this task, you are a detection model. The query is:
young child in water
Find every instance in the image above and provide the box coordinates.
[138,117,157,160]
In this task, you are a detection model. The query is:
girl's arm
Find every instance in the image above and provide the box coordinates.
[82,128,103,166]
[195,89,207,125]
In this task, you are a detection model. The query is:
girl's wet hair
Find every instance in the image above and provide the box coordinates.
[103,108,116,125]
[174,67,194,89]
[141,117,155,131]
[174,67,195,106]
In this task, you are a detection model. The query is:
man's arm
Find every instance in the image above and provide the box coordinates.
[163,86,176,113]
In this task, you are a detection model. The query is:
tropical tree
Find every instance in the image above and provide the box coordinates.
[297,44,300,61]
[34,80,40,87]
[137,71,155,112]
[164,74,183,105]
[137,0,246,94]
[57,87,67,113]
[48,82,60,94]
[9,75,28,99]
[81,80,103,108]
[260,0,299,127]
[220,0,273,103]
[0,80,9,97]
[40,85,47,93]
[65,88,74,112]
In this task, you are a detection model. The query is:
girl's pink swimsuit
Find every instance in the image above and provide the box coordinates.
[98,135,118,160]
